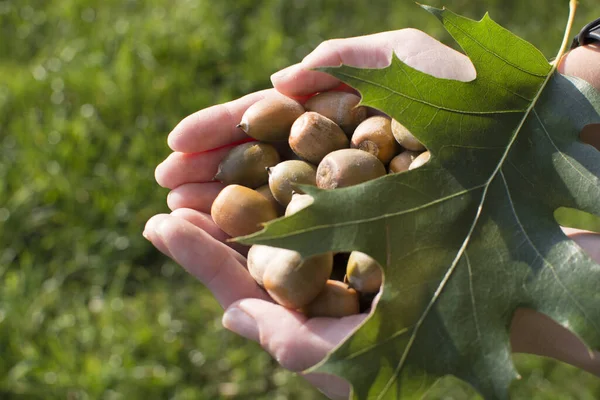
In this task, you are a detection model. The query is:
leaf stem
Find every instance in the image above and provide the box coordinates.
[551,0,578,67]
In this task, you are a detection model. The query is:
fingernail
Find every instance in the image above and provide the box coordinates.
[143,215,169,242]
[222,307,259,342]
[143,217,160,241]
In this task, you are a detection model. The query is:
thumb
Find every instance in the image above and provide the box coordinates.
[271,28,475,97]
[558,44,600,150]
[222,298,367,399]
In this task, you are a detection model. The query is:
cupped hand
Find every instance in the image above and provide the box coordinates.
[144,30,600,399]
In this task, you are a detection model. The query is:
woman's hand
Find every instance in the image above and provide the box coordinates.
[144,30,600,399]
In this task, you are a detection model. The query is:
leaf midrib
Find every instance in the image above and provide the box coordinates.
[375,27,569,400]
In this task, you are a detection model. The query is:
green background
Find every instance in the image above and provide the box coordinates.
[0,0,598,398]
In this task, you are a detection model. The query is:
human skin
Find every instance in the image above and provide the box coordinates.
[144,30,600,399]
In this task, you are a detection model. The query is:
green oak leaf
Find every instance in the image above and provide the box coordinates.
[241,5,600,400]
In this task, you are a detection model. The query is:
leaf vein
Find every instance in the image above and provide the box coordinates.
[499,170,600,335]
[334,70,527,115]
[261,183,485,240]
[533,108,597,185]
[376,33,570,399]
[465,251,482,343]
[442,17,549,79]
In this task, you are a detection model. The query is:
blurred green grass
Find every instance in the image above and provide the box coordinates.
[0,0,598,398]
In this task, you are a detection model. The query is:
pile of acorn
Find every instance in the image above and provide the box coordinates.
[211,91,429,317]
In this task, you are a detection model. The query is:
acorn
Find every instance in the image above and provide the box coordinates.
[285,193,314,216]
[256,184,285,216]
[304,91,367,136]
[259,246,333,309]
[289,112,349,164]
[408,151,431,170]
[238,96,305,142]
[300,280,360,318]
[268,160,317,206]
[316,149,386,189]
[351,116,400,164]
[272,140,301,161]
[346,251,383,294]
[211,185,279,238]
[388,150,422,174]
[214,142,280,188]
[246,245,272,287]
[391,118,426,151]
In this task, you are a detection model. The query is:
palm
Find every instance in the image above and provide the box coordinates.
[144,29,600,399]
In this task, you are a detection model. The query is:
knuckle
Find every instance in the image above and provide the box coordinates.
[315,38,342,52]
[272,343,302,371]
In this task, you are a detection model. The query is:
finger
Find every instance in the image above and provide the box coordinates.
[558,43,600,91]
[563,227,600,262]
[155,147,231,189]
[143,213,174,258]
[167,182,225,213]
[272,28,475,97]
[510,228,600,376]
[167,89,309,154]
[302,373,351,400]
[510,308,600,377]
[222,298,367,371]
[167,90,270,153]
[559,44,600,150]
[149,214,269,308]
[170,208,249,258]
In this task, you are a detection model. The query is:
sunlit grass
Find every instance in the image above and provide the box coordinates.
[1,0,598,398]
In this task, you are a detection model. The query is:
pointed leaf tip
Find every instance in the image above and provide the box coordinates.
[419,3,444,20]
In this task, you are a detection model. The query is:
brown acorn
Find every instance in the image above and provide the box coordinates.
[285,193,314,216]
[271,140,301,161]
[304,91,367,136]
[300,280,360,318]
[246,245,272,287]
[391,118,426,151]
[346,251,383,294]
[351,116,400,164]
[408,151,431,170]
[260,247,333,309]
[238,96,305,142]
[214,142,280,188]
[388,150,422,174]
[316,149,386,189]
[268,160,317,206]
[256,184,285,216]
[211,185,278,238]
[289,112,349,164]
